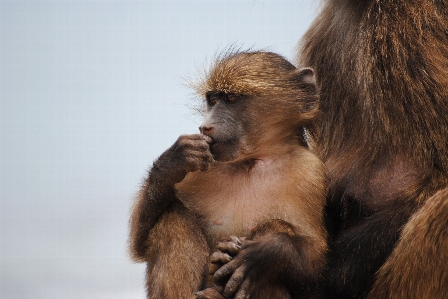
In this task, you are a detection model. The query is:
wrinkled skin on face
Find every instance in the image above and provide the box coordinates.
[199,92,247,162]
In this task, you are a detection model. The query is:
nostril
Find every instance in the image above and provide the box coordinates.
[199,126,214,135]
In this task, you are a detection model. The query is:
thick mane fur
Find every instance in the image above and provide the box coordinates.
[298,0,448,178]
[297,1,448,297]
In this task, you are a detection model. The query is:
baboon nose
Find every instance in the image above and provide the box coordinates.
[199,125,214,135]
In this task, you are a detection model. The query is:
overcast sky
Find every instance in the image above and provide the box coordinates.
[0,1,319,298]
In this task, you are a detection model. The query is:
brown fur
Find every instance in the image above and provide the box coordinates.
[298,0,448,298]
[145,202,209,298]
[193,51,321,162]
[367,187,448,299]
[129,51,327,298]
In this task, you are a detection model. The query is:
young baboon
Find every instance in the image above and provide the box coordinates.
[298,1,448,298]
[129,51,327,299]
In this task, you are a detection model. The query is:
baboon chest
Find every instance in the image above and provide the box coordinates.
[175,159,298,245]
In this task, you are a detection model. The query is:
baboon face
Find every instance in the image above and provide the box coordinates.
[196,51,319,162]
[199,91,248,162]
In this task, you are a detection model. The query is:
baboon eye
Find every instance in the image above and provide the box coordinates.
[226,93,238,103]
[208,97,217,106]
[207,96,218,106]
[206,92,219,106]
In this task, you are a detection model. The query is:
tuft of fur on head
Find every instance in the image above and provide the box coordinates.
[192,50,311,97]
[189,50,319,122]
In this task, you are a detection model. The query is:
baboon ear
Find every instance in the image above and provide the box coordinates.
[293,68,318,114]
[294,67,316,85]
[292,68,317,96]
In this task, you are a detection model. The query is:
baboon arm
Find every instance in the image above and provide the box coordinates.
[145,202,210,299]
[129,169,177,261]
[129,134,213,261]
[213,219,326,297]
[250,220,326,290]
[367,187,448,299]
[324,199,417,298]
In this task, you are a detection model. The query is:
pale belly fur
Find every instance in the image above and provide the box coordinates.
[175,151,325,246]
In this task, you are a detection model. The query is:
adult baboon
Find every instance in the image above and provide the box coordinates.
[298,1,448,298]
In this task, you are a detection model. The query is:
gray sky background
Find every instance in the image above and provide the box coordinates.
[1,1,319,298]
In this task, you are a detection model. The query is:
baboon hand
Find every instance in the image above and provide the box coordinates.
[208,236,244,275]
[154,134,214,185]
[202,236,245,298]
[213,239,259,299]
[216,236,244,256]
[194,288,225,299]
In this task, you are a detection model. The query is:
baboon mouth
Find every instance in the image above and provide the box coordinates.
[210,142,222,153]
[208,138,239,162]
[210,139,233,151]
[204,136,220,153]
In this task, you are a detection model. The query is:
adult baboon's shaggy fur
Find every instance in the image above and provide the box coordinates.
[298,1,448,298]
